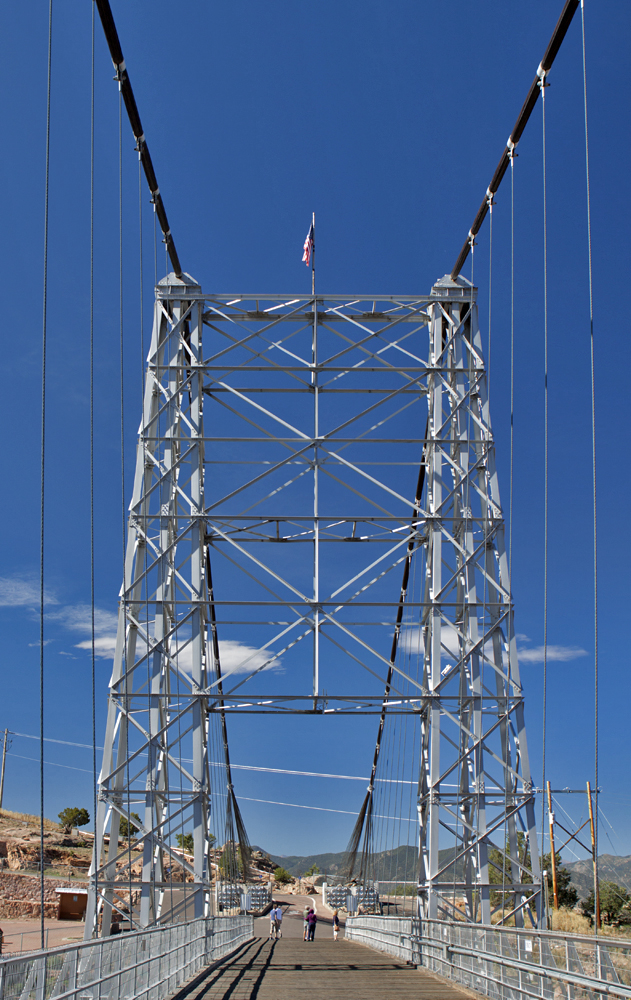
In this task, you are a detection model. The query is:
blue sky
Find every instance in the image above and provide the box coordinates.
[0,0,629,864]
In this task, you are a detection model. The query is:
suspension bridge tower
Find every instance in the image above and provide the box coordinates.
[86,267,541,934]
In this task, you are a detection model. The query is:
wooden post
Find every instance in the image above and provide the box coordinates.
[0,728,8,809]
[587,781,601,929]
[547,781,559,909]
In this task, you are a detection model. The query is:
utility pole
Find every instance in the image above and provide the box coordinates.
[547,781,559,909]
[0,728,9,809]
[587,781,601,930]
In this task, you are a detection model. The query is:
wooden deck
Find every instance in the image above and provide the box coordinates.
[170,936,473,1000]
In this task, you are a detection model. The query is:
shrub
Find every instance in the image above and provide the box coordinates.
[274,866,292,885]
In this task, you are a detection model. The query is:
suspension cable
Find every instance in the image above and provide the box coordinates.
[90,0,98,929]
[540,72,549,882]
[487,194,494,404]
[39,0,53,952]
[94,0,182,276]
[502,143,516,919]
[580,0,599,934]
[451,0,580,279]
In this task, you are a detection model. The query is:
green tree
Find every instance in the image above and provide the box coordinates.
[581,881,630,925]
[175,832,215,852]
[176,833,194,853]
[488,835,577,910]
[119,812,142,839]
[58,807,90,834]
[274,866,292,885]
[304,863,320,876]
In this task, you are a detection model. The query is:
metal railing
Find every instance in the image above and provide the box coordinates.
[0,915,253,1000]
[346,915,631,1000]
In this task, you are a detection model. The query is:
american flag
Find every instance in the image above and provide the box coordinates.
[302,223,314,267]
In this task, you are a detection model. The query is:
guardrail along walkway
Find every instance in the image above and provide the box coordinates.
[170,937,469,1000]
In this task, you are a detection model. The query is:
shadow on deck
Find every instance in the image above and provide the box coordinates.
[167,936,476,1000]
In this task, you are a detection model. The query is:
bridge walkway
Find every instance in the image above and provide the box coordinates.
[169,935,473,1000]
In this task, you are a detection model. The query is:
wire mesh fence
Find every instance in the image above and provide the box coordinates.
[346,915,631,1000]
[0,915,252,1000]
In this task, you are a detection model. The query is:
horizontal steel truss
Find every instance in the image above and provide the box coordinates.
[88,274,539,933]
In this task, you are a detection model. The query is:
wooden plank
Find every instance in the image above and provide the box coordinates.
[168,936,478,1000]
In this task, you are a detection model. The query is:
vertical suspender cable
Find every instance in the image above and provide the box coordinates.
[139,159,144,402]
[540,72,549,877]
[502,146,516,918]
[580,0,599,933]
[487,196,494,403]
[39,0,53,952]
[119,87,125,520]
[90,0,98,923]
[118,83,131,929]
[509,149,516,582]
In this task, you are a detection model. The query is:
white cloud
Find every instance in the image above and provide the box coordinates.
[400,626,460,660]
[28,639,52,647]
[165,637,281,676]
[217,639,280,677]
[43,603,119,660]
[517,644,588,663]
[48,604,118,636]
[0,577,57,607]
[75,636,117,659]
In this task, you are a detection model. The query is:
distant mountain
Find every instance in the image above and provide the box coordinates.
[257,844,631,901]
[563,855,631,900]
[259,844,463,882]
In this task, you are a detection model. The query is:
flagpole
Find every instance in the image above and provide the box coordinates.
[311,211,315,296]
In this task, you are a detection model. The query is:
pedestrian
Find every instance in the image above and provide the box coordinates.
[303,903,310,941]
[275,902,283,938]
[307,907,317,941]
[269,902,278,940]
[333,908,339,941]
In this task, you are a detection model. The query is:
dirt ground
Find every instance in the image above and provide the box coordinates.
[0,917,85,955]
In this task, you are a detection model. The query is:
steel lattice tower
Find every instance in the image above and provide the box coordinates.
[417,277,540,925]
[87,271,540,935]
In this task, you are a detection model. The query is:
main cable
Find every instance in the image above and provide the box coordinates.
[580,0,599,934]
[95,0,182,276]
[39,0,53,952]
[451,0,580,279]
